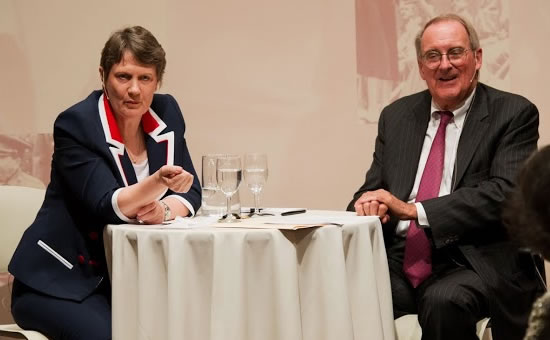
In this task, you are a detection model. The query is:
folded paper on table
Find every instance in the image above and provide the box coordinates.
[262,215,344,226]
[211,221,324,230]
[212,214,370,230]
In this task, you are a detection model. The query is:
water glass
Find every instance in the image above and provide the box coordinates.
[244,153,268,215]
[216,155,242,223]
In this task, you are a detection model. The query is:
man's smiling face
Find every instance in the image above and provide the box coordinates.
[418,19,482,110]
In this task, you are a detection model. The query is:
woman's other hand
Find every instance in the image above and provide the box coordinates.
[136,201,164,224]
[157,165,193,193]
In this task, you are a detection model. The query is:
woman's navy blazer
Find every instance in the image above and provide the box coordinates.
[9,90,202,301]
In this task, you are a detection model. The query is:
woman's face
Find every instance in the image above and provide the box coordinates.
[101,51,158,120]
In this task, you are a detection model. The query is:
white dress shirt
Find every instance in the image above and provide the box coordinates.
[395,89,476,237]
[133,158,150,183]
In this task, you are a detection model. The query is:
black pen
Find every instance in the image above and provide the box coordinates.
[281,209,307,216]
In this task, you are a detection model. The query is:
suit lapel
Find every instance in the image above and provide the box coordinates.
[394,92,432,200]
[97,94,137,186]
[121,154,138,185]
[454,87,489,187]
[142,108,175,174]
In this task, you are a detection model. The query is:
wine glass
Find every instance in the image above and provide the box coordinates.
[216,155,242,223]
[201,154,220,216]
[244,153,268,215]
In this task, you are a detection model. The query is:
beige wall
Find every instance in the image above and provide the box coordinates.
[0,0,548,210]
[510,0,550,147]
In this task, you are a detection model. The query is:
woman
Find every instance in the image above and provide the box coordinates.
[505,145,550,340]
[8,26,201,339]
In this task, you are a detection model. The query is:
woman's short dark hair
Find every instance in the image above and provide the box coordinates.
[504,145,550,260]
[100,26,166,84]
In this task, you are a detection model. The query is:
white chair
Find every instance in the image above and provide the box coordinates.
[0,185,49,340]
[395,314,492,340]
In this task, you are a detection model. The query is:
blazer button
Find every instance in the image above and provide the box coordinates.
[78,255,85,264]
[88,232,99,240]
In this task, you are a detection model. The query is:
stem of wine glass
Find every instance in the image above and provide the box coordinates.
[254,193,260,213]
[226,195,231,219]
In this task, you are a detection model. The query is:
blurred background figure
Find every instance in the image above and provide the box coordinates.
[0,134,45,325]
[355,0,399,123]
[0,135,45,189]
[505,145,550,340]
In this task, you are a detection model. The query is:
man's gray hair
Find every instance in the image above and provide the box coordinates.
[414,14,481,58]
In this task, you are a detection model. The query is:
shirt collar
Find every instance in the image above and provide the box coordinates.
[430,88,476,128]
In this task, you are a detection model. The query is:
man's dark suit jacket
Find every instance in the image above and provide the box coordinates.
[9,90,202,302]
[348,83,544,340]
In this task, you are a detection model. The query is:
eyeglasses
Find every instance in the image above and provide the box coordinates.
[421,47,472,70]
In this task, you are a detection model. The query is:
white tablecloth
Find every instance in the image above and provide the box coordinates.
[104,211,395,340]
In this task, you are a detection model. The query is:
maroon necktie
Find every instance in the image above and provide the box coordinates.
[403,111,453,288]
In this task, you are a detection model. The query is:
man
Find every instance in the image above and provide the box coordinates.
[347,14,543,340]
[0,135,44,189]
